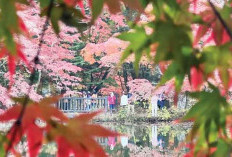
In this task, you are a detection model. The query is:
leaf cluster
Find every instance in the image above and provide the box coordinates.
[0,96,118,156]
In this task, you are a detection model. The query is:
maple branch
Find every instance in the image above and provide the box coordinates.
[6,0,54,154]
[208,0,232,40]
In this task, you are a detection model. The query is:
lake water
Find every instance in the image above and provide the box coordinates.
[40,122,191,157]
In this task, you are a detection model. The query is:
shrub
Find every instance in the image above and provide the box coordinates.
[157,107,171,120]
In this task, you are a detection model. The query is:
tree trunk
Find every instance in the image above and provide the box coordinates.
[118,73,125,92]
[35,70,42,92]
[122,64,130,92]
[94,70,110,92]
[129,63,136,79]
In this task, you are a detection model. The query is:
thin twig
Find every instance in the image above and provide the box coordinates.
[5,0,54,155]
[208,0,232,40]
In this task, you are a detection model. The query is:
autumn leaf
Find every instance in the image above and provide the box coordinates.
[194,4,232,46]
[0,98,119,157]
[193,25,209,46]
[6,122,43,157]
[190,66,203,91]
[18,17,30,37]
[0,96,67,156]
[0,43,31,85]
[47,111,120,157]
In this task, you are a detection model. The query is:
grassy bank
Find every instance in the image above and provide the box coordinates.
[93,107,187,124]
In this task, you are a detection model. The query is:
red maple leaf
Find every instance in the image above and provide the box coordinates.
[190,66,203,91]
[193,8,231,46]
[47,111,120,157]
[0,43,31,85]
[0,96,67,156]
[18,17,30,37]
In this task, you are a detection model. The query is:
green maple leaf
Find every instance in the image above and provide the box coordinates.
[183,84,231,152]
[118,26,151,74]
[153,20,192,62]
[159,62,185,92]
[201,43,232,88]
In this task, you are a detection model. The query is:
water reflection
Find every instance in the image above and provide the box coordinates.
[99,123,190,157]
[40,123,191,157]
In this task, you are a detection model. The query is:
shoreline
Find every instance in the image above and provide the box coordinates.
[93,112,186,124]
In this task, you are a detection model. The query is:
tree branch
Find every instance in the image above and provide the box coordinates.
[6,0,54,154]
[208,0,232,40]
